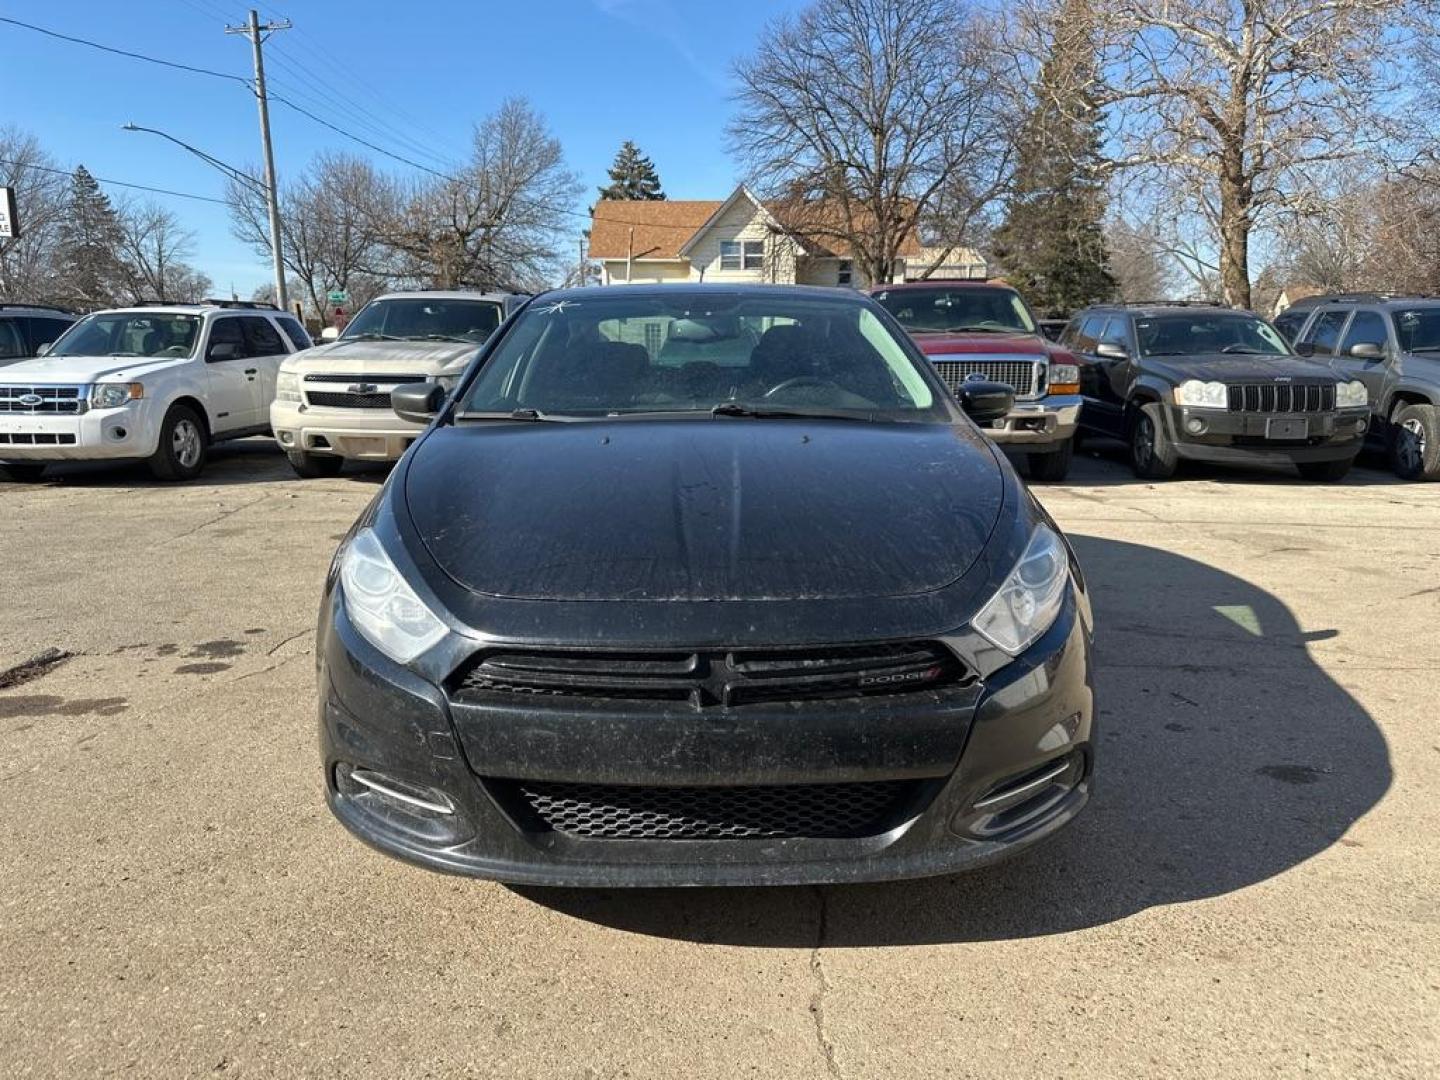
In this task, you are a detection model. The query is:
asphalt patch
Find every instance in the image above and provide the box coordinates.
[0,695,128,720]
[175,662,232,675]
[185,640,245,660]
[0,648,74,691]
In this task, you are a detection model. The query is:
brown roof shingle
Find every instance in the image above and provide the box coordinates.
[588,200,722,260]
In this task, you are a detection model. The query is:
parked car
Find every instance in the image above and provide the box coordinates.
[0,303,76,367]
[1272,292,1396,345]
[318,284,1095,886]
[1289,294,1440,480]
[1062,301,1370,480]
[870,280,1081,480]
[0,300,307,482]
[271,290,528,478]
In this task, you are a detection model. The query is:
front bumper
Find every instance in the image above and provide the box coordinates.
[0,402,158,461]
[1161,404,1369,464]
[980,395,1080,450]
[317,587,1095,887]
[271,399,424,461]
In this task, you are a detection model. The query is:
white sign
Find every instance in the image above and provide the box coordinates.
[0,187,18,240]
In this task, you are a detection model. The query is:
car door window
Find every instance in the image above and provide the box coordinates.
[240,315,286,357]
[277,316,311,351]
[1098,317,1130,352]
[207,317,245,359]
[1302,309,1349,356]
[1074,315,1105,352]
[1058,317,1082,346]
[0,320,24,359]
[1338,311,1388,356]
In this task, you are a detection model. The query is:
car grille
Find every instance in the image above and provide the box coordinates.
[0,433,77,445]
[495,778,924,840]
[303,373,425,410]
[449,642,968,709]
[305,390,393,409]
[1226,383,1336,413]
[930,359,1042,399]
[0,385,86,415]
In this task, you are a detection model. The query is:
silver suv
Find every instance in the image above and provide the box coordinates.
[1292,296,1440,480]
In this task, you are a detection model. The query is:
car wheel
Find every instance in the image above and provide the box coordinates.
[1028,438,1073,482]
[0,463,48,483]
[1129,402,1177,480]
[1297,458,1352,482]
[286,449,344,479]
[1389,402,1440,481]
[147,404,208,481]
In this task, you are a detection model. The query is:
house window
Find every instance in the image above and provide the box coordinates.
[720,239,765,271]
[837,259,853,287]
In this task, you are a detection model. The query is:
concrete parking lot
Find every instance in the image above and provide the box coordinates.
[1,440,1436,1079]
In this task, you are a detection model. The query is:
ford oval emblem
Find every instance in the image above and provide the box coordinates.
[17,393,43,408]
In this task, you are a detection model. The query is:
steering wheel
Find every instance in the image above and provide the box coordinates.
[762,375,842,399]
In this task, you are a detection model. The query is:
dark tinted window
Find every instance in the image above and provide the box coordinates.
[26,317,74,352]
[240,315,286,356]
[1393,308,1440,352]
[342,298,503,344]
[1272,309,1306,343]
[0,319,23,359]
[277,316,311,351]
[207,317,245,358]
[1098,317,1130,350]
[1074,314,1106,351]
[1339,311,1388,354]
[1303,310,1349,356]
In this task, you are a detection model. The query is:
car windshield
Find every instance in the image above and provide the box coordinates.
[48,313,202,358]
[1134,314,1290,357]
[341,298,503,343]
[457,291,945,420]
[1393,308,1440,352]
[871,286,1036,334]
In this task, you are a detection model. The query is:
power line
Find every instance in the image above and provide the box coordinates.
[0,14,249,85]
[0,158,229,204]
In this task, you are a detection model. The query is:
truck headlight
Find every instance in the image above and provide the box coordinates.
[1335,380,1367,408]
[276,370,302,403]
[1047,363,1079,394]
[339,528,447,663]
[90,382,143,409]
[972,525,1070,656]
[1174,379,1228,408]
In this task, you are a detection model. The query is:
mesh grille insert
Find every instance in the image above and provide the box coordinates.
[499,779,921,840]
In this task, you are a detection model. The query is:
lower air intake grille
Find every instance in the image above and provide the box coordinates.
[0,432,76,445]
[500,779,921,840]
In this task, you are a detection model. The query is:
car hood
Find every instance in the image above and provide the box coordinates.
[285,338,480,377]
[909,331,1052,358]
[404,419,1006,602]
[0,354,189,382]
[1144,354,1341,382]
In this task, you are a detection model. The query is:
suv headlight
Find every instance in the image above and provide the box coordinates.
[1047,363,1080,394]
[1336,380,1367,408]
[339,528,447,663]
[1174,379,1228,408]
[973,525,1070,656]
[90,382,143,409]
[276,370,302,403]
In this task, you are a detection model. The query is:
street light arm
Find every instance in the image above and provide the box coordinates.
[121,123,269,196]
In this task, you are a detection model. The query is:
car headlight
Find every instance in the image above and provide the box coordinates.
[90,382,143,409]
[1174,379,1228,408]
[1047,363,1080,393]
[972,525,1070,656]
[339,528,447,663]
[1335,380,1367,408]
[276,370,302,403]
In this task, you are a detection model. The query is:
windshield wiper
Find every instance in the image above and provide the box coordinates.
[407,333,474,343]
[456,407,561,422]
[337,332,403,343]
[952,325,1024,333]
[711,402,871,421]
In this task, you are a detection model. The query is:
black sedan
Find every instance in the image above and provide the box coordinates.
[317,285,1095,886]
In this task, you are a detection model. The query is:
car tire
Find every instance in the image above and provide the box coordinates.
[0,463,48,483]
[1297,458,1352,482]
[1028,438,1073,482]
[1389,402,1440,481]
[286,449,344,479]
[1129,402,1177,480]
[146,404,208,481]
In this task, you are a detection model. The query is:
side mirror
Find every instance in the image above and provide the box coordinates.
[1095,341,1128,360]
[36,343,51,356]
[392,382,446,425]
[1349,341,1384,359]
[958,379,1015,424]
[1294,341,1316,357]
[207,342,241,362]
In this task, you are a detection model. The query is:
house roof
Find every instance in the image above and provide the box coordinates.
[588,200,723,260]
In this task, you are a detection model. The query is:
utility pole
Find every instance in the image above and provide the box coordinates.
[226,9,290,309]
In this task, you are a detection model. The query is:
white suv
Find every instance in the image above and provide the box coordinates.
[271,290,527,477]
[0,301,309,483]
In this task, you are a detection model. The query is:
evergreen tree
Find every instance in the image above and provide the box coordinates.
[57,165,124,307]
[992,0,1114,317]
[596,141,666,202]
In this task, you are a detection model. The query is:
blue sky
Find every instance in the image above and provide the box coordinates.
[1,0,805,296]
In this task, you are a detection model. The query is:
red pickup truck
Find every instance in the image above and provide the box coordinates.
[870,280,1081,480]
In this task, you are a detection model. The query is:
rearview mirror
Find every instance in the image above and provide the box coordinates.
[1095,341,1128,360]
[958,379,1015,424]
[207,342,241,362]
[392,382,446,425]
[1348,341,1384,359]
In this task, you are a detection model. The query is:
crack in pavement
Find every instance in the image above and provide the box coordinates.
[266,627,313,657]
[808,885,842,1079]
[164,494,272,544]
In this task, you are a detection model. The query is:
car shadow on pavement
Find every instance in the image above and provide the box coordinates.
[1040,438,1410,489]
[517,534,1391,946]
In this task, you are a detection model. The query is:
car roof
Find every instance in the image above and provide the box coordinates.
[0,303,77,316]
[1309,294,1440,309]
[866,279,1017,292]
[533,283,868,304]
[369,290,525,303]
[1083,302,1242,319]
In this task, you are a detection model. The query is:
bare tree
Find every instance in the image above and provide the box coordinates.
[1093,0,1424,309]
[729,0,1013,285]
[0,127,70,303]
[115,199,209,303]
[1106,215,1176,301]
[380,99,581,291]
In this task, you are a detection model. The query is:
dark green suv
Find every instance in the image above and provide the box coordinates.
[1061,302,1370,480]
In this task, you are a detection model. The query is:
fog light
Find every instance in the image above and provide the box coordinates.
[112,427,127,440]
[1185,417,1206,435]
[336,763,453,815]
[278,430,295,446]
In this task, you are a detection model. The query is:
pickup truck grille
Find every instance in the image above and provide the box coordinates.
[1226,383,1336,413]
[302,373,422,410]
[0,384,86,415]
[930,359,1042,399]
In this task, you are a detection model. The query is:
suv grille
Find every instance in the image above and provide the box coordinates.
[495,778,924,840]
[1227,383,1336,413]
[0,385,85,414]
[450,642,968,709]
[931,359,1042,399]
[303,373,426,410]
